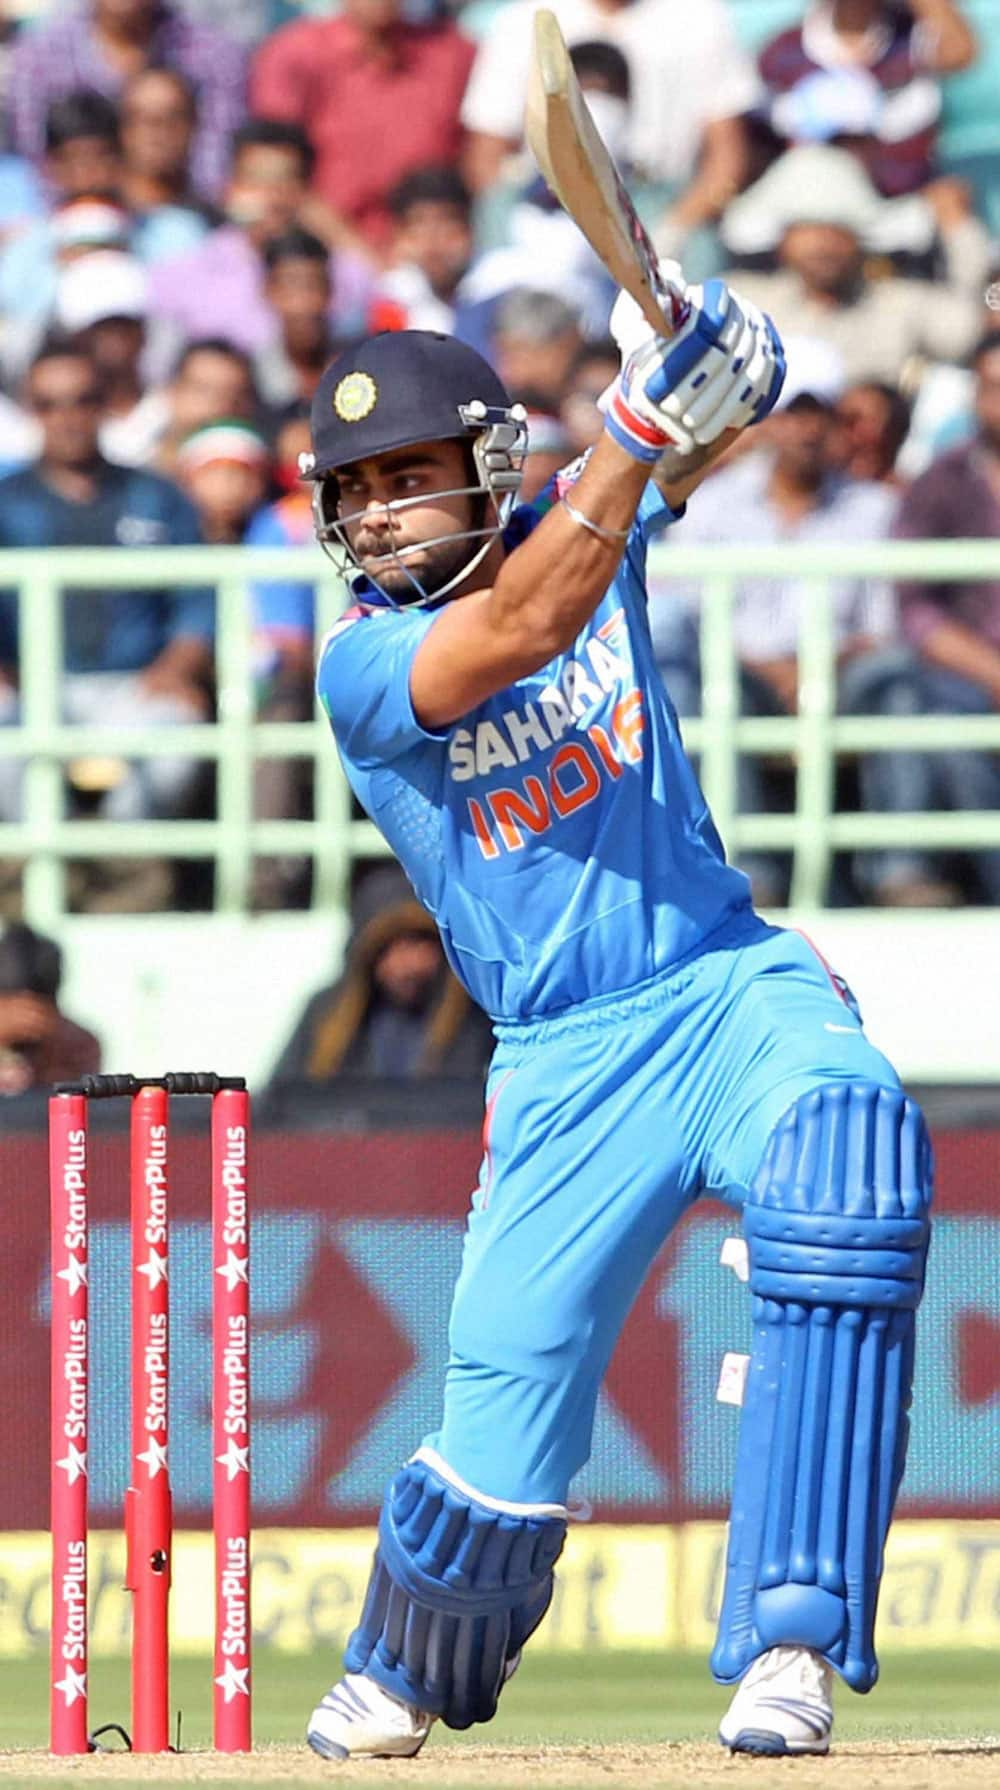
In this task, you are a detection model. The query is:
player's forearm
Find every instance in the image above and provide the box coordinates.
[486,435,649,661]
[409,437,648,729]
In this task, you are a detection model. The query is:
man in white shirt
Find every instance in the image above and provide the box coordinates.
[461,0,759,266]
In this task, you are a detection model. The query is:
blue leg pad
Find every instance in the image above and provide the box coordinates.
[344,1450,567,1729]
[712,1083,932,1691]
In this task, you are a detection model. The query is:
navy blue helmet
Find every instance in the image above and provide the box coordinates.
[304,331,528,607]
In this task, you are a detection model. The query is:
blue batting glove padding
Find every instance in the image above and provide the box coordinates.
[643,279,732,405]
[751,316,787,424]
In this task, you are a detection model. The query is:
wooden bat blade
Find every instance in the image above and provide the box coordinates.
[525,9,686,337]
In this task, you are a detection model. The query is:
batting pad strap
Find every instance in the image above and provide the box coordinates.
[712,1083,932,1693]
[744,1207,928,1309]
[344,1455,566,1728]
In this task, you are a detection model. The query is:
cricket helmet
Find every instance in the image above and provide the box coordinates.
[303,330,528,606]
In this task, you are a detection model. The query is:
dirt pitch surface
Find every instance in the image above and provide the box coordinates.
[3,1740,999,1790]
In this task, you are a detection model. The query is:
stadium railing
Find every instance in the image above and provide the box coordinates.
[0,540,998,927]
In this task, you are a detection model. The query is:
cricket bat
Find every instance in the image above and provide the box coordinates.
[524,9,688,337]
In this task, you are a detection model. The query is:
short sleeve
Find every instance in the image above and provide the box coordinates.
[317,605,447,770]
[635,477,682,543]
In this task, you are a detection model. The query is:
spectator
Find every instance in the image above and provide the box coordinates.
[0,92,125,343]
[248,410,316,701]
[39,88,122,205]
[251,0,476,253]
[832,380,912,485]
[369,166,476,335]
[247,410,318,911]
[0,89,206,375]
[255,227,339,413]
[492,290,583,412]
[722,145,984,385]
[460,42,628,336]
[54,249,167,467]
[461,0,758,273]
[0,346,214,846]
[655,384,924,906]
[175,420,272,545]
[900,260,1000,475]
[155,337,258,477]
[756,0,976,199]
[518,403,577,504]
[890,333,1000,904]
[560,336,620,455]
[185,0,282,49]
[0,394,38,478]
[146,120,372,368]
[0,152,43,245]
[9,0,248,202]
[0,922,101,1096]
[119,67,217,238]
[266,864,495,1089]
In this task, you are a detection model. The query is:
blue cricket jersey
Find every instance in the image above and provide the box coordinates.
[317,478,751,1020]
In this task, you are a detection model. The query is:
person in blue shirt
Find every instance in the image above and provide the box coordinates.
[244,410,316,907]
[0,342,213,825]
[304,299,931,1760]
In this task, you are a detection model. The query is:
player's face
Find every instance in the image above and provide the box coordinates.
[336,438,480,601]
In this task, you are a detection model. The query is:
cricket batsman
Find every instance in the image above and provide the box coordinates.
[302,280,931,1760]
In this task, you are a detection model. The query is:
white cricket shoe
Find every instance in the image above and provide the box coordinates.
[718,1645,834,1756]
[307,1672,434,1761]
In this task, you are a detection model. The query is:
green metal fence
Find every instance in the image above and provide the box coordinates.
[0,539,998,927]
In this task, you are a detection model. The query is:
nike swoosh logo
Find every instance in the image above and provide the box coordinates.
[824,1022,857,1034]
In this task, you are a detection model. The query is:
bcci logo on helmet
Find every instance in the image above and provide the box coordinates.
[333,372,378,423]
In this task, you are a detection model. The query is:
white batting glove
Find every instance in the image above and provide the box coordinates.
[608,261,687,363]
[605,277,787,463]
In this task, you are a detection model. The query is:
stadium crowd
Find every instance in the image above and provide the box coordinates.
[0,0,997,936]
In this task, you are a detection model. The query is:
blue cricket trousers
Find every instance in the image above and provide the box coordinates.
[428,913,900,1505]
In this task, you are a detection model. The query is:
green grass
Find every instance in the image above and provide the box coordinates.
[5,1647,998,1754]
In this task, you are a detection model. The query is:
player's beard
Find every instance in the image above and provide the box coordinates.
[354,526,479,604]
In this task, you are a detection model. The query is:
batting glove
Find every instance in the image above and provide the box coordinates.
[605,279,786,462]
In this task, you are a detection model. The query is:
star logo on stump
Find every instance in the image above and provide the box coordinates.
[56,1443,87,1484]
[216,1437,249,1481]
[214,1660,249,1702]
